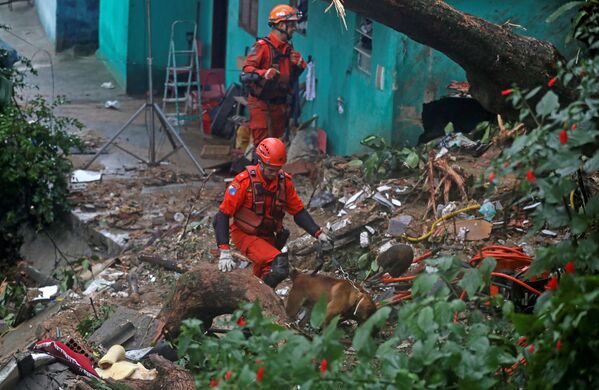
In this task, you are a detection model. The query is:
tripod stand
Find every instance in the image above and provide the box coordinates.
[84,0,206,176]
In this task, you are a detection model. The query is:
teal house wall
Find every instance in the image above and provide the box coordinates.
[98,0,198,95]
[222,0,575,155]
[35,0,99,52]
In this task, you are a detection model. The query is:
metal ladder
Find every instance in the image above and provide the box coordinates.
[162,20,202,132]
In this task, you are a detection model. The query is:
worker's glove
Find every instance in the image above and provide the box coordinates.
[218,249,236,272]
[290,51,306,68]
[317,231,333,245]
[264,67,279,80]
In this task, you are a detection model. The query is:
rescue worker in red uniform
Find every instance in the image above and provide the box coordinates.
[213,138,331,288]
[241,4,307,147]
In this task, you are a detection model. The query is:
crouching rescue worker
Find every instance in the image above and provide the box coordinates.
[213,138,331,288]
[240,4,307,147]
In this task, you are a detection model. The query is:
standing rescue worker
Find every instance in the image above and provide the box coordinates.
[213,138,331,288]
[241,4,307,147]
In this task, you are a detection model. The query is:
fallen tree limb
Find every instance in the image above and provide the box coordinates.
[139,255,186,273]
[156,263,287,340]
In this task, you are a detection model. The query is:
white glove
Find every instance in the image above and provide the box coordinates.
[264,67,279,80]
[318,231,332,245]
[218,250,236,272]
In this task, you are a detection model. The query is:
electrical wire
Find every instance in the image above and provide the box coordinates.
[401,203,482,242]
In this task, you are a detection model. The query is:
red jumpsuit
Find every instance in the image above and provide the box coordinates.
[242,32,306,146]
[218,165,305,278]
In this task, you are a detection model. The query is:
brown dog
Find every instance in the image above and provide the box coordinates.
[286,269,377,326]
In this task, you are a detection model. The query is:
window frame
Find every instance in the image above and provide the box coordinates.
[354,17,373,75]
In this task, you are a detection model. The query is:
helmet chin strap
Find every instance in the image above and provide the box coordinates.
[273,23,291,41]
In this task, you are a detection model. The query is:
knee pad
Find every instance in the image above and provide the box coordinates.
[262,253,289,288]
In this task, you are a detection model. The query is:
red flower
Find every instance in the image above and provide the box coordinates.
[564,261,575,273]
[503,162,510,168]
[528,344,535,353]
[237,316,247,327]
[501,89,513,96]
[224,370,233,380]
[526,170,536,183]
[256,367,264,382]
[320,359,328,374]
[545,277,559,290]
[560,130,568,145]
[209,378,219,388]
[547,77,557,87]
[518,336,527,346]
[488,172,496,182]
[556,339,562,351]
[571,123,577,130]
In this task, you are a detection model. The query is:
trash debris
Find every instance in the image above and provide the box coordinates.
[104,100,120,109]
[96,344,156,381]
[276,287,289,296]
[173,212,185,223]
[360,231,369,248]
[523,202,541,210]
[33,339,99,378]
[387,215,413,236]
[478,200,496,221]
[309,190,335,208]
[100,81,115,89]
[29,285,59,303]
[71,169,102,183]
[541,229,558,237]
[433,219,493,241]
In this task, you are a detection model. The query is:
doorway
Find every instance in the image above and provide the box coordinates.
[211,0,228,68]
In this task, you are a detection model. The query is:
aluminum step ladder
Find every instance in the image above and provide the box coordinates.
[162,20,202,132]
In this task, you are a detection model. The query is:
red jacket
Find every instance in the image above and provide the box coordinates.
[219,165,305,236]
[242,32,306,102]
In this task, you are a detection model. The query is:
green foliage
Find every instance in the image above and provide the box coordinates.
[76,304,117,339]
[0,49,82,265]
[360,135,420,182]
[485,1,599,386]
[0,280,27,327]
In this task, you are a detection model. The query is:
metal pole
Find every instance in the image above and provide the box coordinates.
[146,0,156,164]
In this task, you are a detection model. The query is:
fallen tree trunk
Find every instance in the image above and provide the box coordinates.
[326,0,573,115]
[110,354,195,390]
[156,263,287,340]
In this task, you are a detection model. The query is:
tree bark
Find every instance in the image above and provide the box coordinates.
[156,263,287,340]
[326,0,572,115]
[110,354,195,390]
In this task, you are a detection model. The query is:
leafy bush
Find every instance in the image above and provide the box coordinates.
[360,135,420,182]
[0,49,81,265]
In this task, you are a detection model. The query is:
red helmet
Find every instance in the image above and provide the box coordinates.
[256,138,286,167]
[268,4,301,25]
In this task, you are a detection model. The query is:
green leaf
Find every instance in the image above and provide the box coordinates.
[584,153,599,173]
[546,1,585,23]
[412,274,439,297]
[352,307,391,357]
[402,149,420,169]
[310,295,327,328]
[536,90,559,117]
[417,306,435,333]
[459,268,482,297]
[444,122,454,135]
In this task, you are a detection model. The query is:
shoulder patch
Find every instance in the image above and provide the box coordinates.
[227,185,238,196]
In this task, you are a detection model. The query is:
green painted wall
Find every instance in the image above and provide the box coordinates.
[197,0,213,69]
[98,0,198,94]
[223,1,575,155]
[98,0,129,88]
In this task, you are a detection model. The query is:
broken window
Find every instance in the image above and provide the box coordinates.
[354,17,372,75]
[290,0,308,35]
[239,0,258,36]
